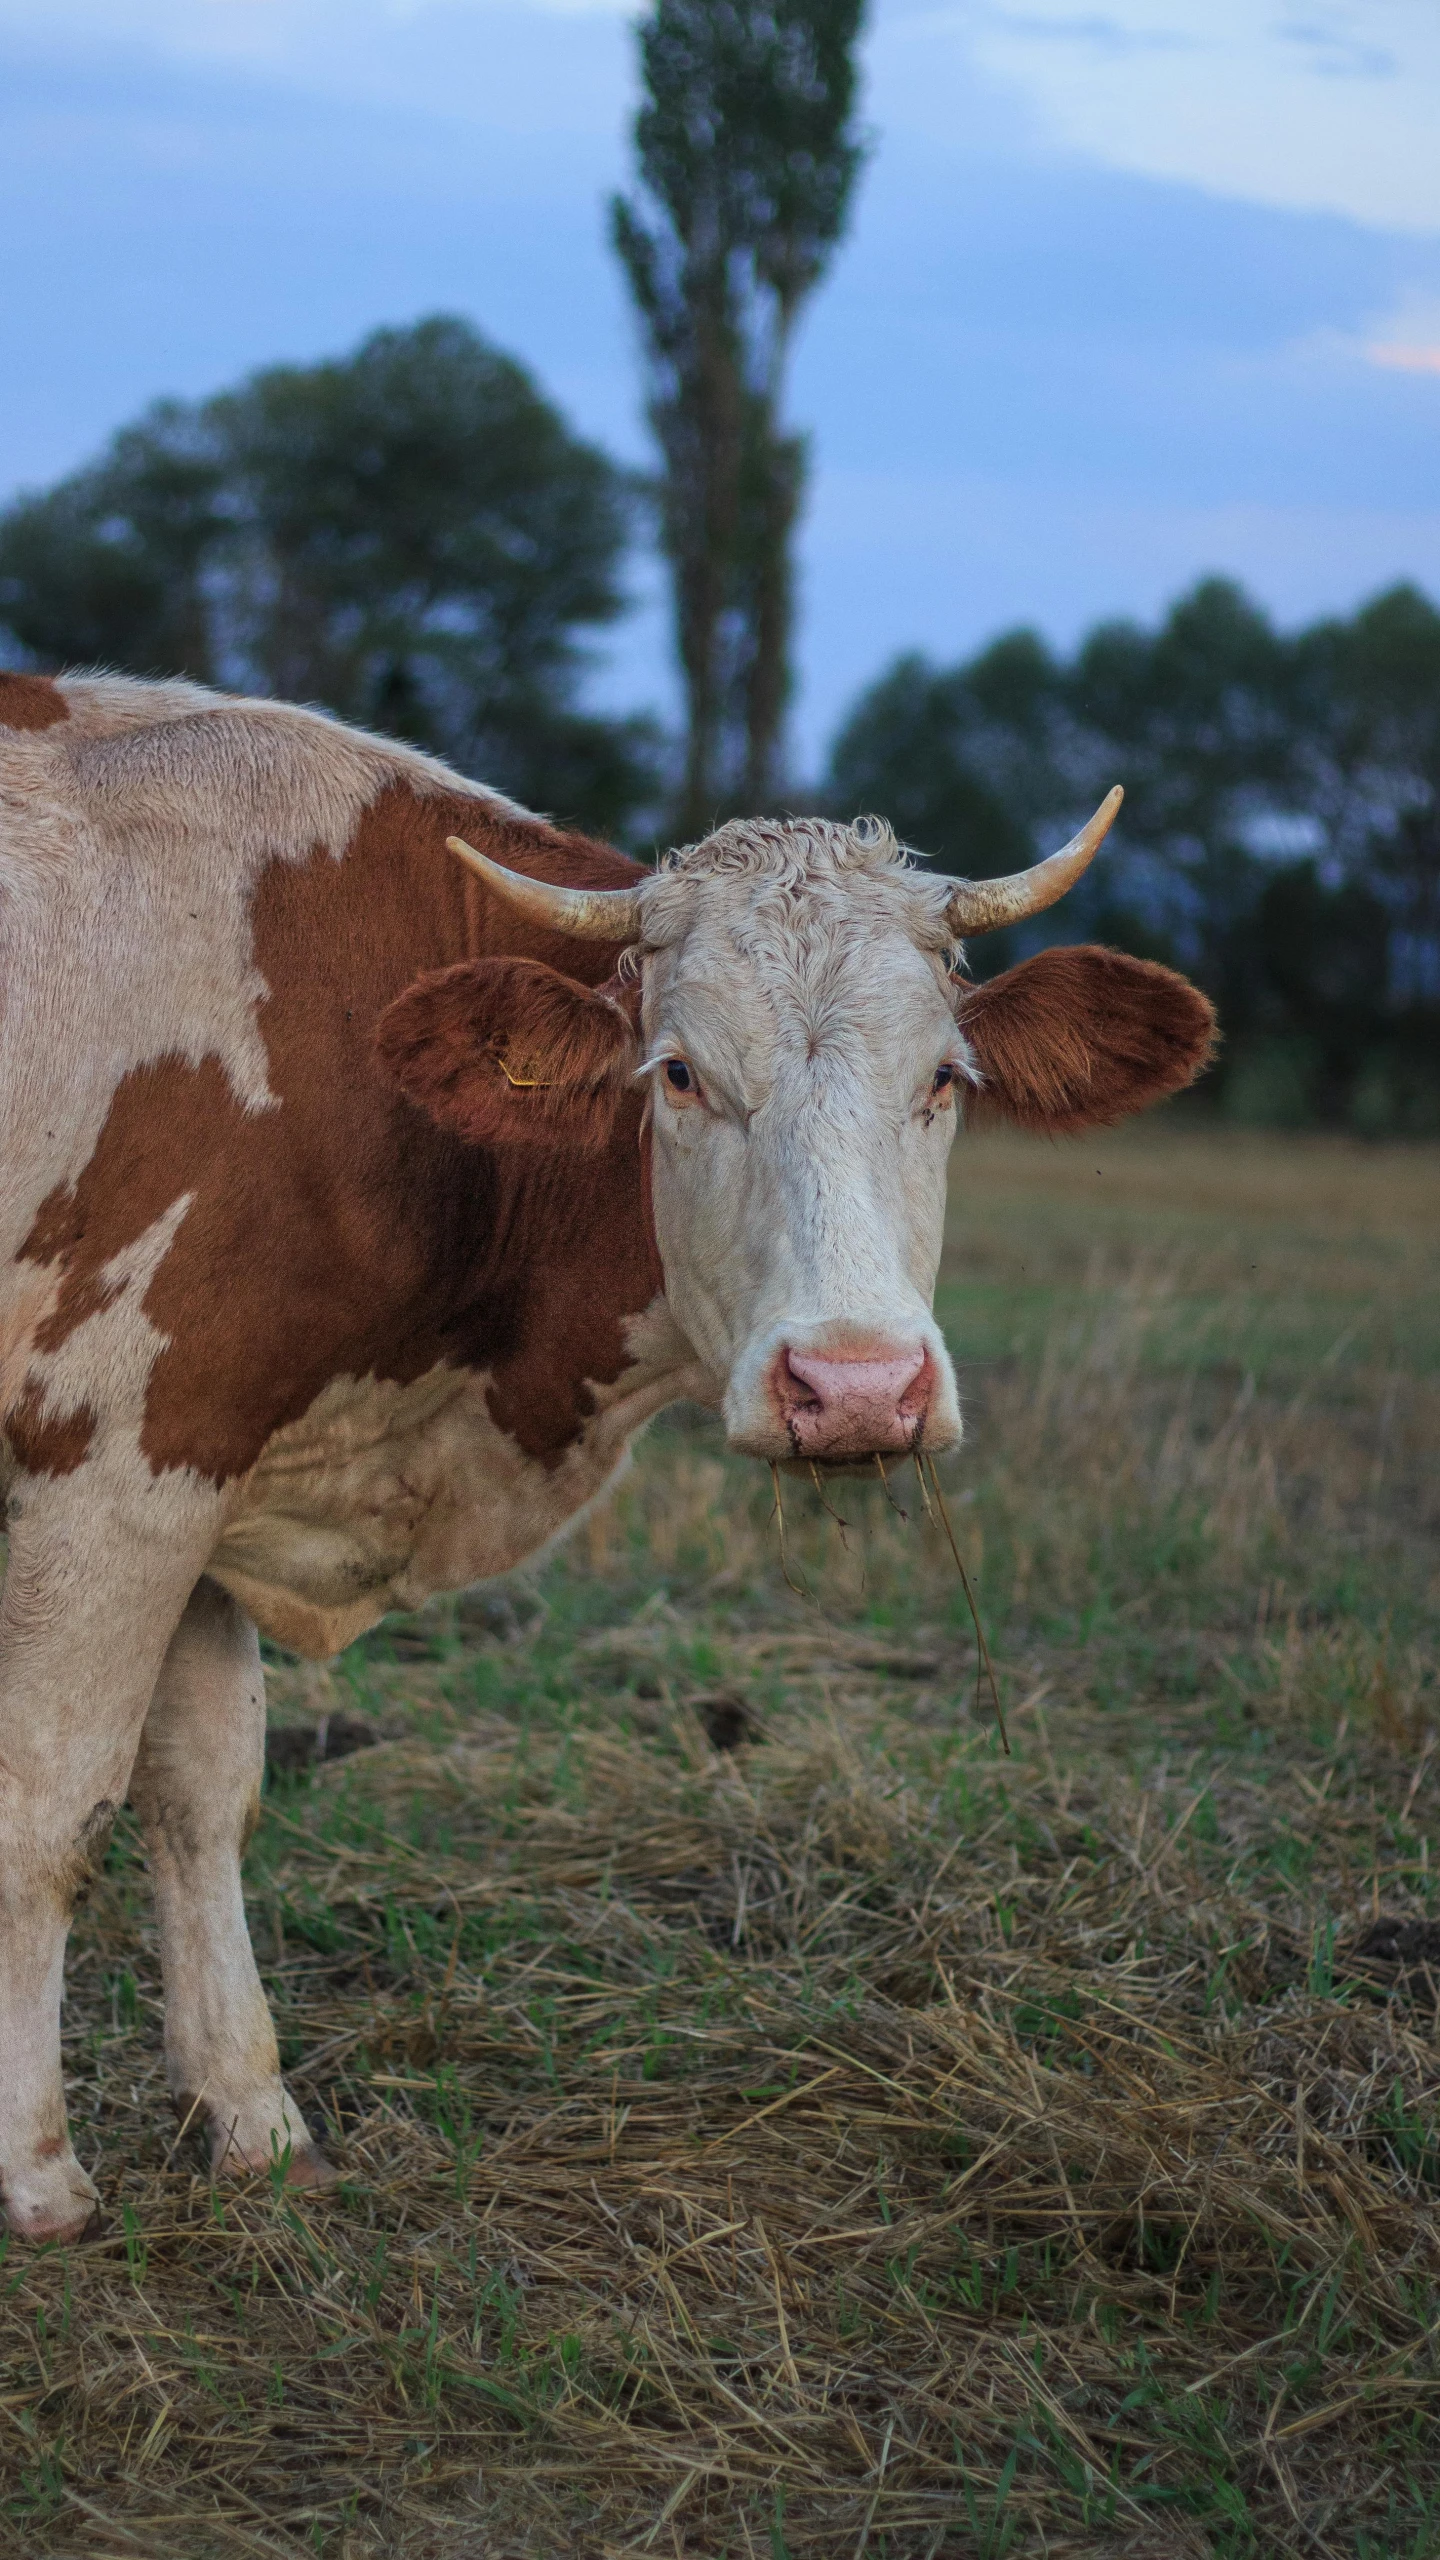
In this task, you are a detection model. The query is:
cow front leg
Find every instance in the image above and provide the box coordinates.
[0,1492,218,2243]
[129,1577,336,2192]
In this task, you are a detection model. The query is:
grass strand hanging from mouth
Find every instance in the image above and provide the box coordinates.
[872,1454,910,1522]
[768,1460,811,1600]
[807,1461,851,1542]
[769,1447,1001,1747]
[921,1454,1009,1754]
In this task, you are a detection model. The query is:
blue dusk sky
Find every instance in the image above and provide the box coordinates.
[2,0,1438,769]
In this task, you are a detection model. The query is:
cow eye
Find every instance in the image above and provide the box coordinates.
[931,1063,957,1095]
[664,1058,695,1093]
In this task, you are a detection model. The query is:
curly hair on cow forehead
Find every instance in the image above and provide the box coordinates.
[660,813,914,885]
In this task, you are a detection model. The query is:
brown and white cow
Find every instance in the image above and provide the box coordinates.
[0,669,1213,2240]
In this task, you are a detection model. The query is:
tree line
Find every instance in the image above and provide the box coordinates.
[1,0,1436,1129]
[831,577,1440,1135]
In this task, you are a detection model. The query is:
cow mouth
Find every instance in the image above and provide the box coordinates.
[771,1446,923,1481]
[781,1412,927,1469]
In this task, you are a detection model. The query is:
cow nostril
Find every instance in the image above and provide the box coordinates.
[782,1354,825,1408]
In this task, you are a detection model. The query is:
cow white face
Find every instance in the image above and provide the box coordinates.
[634,852,969,1461]
[380,805,1215,1469]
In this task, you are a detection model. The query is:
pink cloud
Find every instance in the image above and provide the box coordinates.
[1366,343,1440,375]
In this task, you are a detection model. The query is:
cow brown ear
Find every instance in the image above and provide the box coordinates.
[956,946,1216,1135]
[377,957,636,1150]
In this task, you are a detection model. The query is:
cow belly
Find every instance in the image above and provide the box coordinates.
[205,1359,670,1658]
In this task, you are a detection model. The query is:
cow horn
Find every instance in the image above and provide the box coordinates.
[940,787,1124,935]
[447,836,645,941]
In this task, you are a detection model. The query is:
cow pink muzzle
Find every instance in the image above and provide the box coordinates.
[777,1344,931,1460]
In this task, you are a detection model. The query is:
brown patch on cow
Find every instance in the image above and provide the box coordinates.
[5,1387,97,1477]
[27,1265,124,1353]
[957,947,1217,1135]
[18,786,659,1477]
[0,672,70,731]
[378,956,636,1151]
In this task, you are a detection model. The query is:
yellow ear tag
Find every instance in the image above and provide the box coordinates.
[498,1053,551,1090]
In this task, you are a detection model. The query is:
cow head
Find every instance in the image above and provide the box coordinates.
[379,796,1214,1466]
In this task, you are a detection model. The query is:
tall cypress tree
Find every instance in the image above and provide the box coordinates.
[613,0,867,831]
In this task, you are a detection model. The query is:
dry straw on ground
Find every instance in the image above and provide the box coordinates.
[2,1125,1437,2558]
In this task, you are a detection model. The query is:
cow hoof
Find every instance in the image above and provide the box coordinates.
[279,2145,341,2193]
[204,2084,339,2191]
[211,2139,340,2195]
[2,2153,102,2246]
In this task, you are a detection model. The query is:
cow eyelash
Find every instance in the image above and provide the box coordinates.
[638,1052,705,1102]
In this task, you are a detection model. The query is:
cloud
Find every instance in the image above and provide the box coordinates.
[1356,287,1440,375]
[1366,343,1440,373]
[1274,17,1398,82]
[1286,284,1440,382]
[957,0,1440,233]
[979,9,1196,56]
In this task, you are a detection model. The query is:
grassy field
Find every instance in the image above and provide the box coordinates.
[3,1120,1439,2558]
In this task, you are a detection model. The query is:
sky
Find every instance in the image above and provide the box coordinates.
[2,0,1438,770]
